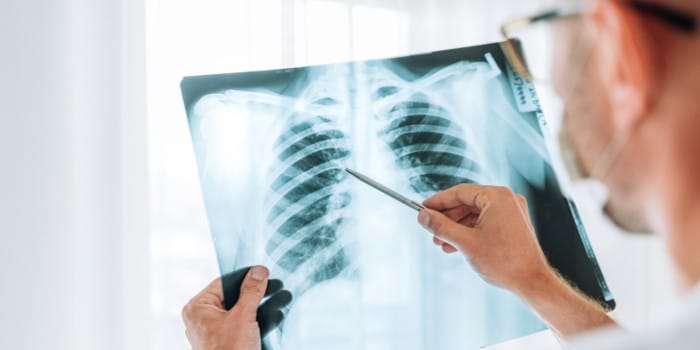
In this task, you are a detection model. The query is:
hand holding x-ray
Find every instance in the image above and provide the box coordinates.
[418,184,553,295]
[182,267,288,350]
[221,266,293,338]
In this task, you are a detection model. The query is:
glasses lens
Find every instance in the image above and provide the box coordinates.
[506,15,585,83]
[507,21,554,82]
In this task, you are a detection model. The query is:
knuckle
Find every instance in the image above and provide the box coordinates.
[430,218,442,234]
[496,186,512,195]
[474,189,489,205]
[181,303,193,321]
[515,193,528,207]
[432,215,448,234]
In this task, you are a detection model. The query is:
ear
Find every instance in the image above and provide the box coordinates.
[590,1,658,130]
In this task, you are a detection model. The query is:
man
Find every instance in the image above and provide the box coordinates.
[182,0,700,348]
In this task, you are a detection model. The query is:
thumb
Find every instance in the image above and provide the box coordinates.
[232,266,269,320]
[418,208,476,250]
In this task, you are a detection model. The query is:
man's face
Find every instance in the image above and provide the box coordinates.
[551,15,654,233]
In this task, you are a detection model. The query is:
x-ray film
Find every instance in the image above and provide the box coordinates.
[181,42,614,350]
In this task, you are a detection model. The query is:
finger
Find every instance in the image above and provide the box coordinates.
[222,270,283,308]
[418,208,476,250]
[222,269,283,309]
[441,205,473,222]
[232,266,269,320]
[423,183,491,211]
[434,236,458,253]
[458,212,480,227]
[194,278,225,308]
[441,242,459,253]
[515,194,531,217]
[221,266,253,310]
[257,290,292,336]
[181,278,224,329]
[260,290,293,311]
[182,278,226,327]
[258,310,284,338]
[265,279,284,297]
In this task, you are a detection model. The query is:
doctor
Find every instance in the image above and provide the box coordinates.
[182,0,700,349]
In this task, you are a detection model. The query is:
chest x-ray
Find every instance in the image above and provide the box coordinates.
[181,43,614,350]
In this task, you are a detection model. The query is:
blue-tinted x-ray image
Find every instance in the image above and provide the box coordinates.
[180,42,614,350]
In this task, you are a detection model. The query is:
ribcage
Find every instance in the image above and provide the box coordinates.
[266,113,354,293]
[378,92,481,196]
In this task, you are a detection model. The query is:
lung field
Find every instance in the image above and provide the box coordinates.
[267,116,354,286]
[381,97,480,195]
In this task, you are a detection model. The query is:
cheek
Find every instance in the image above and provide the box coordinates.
[551,65,567,98]
[560,76,612,175]
[551,44,570,98]
[550,20,581,97]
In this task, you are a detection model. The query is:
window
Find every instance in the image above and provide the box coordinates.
[147,1,409,348]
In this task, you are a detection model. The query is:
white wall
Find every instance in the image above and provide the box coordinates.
[0,0,148,349]
[1,2,73,348]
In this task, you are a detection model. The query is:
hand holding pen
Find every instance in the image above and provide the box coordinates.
[346,169,553,296]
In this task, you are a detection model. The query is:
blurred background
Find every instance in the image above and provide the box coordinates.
[0,0,678,349]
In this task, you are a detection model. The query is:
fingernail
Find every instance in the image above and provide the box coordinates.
[250,266,267,281]
[418,210,431,228]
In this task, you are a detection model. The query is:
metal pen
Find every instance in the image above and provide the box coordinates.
[345,168,425,212]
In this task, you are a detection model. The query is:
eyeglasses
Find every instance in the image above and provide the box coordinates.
[500,1,698,82]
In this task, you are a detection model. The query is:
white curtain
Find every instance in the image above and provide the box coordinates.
[0,0,148,349]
